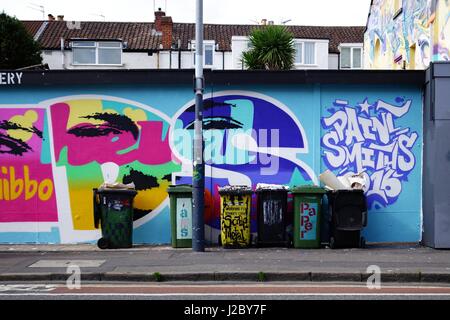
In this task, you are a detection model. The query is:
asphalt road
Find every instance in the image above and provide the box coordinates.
[1,283,450,300]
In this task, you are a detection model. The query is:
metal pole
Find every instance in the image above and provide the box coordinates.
[192,0,205,252]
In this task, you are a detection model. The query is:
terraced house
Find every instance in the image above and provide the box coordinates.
[21,9,365,70]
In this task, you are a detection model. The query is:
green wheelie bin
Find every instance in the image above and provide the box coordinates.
[291,185,326,248]
[167,184,193,248]
[93,187,137,249]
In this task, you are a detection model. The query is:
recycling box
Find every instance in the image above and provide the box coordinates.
[93,187,137,249]
[218,186,253,248]
[291,185,326,248]
[167,185,193,248]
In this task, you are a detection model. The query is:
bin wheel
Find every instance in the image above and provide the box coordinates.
[97,237,109,249]
[287,235,293,248]
[360,237,366,249]
[329,236,336,249]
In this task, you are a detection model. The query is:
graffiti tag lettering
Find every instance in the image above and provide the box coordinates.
[0,166,53,201]
[322,98,418,208]
[221,194,251,246]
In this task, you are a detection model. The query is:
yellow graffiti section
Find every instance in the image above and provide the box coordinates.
[124,107,147,123]
[134,180,171,213]
[7,110,38,142]
[70,187,95,229]
[65,100,118,129]
[220,194,251,247]
[69,181,171,230]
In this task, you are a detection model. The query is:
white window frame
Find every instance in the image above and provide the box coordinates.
[294,40,317,66]
[191,40,216,68]
[72,41,123,66]
[339,44,363,69]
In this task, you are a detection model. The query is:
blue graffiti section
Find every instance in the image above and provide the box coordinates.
[174,93,315,234]
[321,97,418,208]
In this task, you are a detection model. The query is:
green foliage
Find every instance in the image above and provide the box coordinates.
[242,25,295,70]
[153,272,163,282]
[0,12,43,69]
[257,271,267,282]
[242,50,264,70]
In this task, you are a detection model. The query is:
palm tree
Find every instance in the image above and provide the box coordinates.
[242,25,295,70]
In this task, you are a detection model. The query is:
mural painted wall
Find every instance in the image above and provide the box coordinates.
[0,83,423,243]
[364,0,450,69]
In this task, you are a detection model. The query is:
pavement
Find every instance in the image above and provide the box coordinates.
[0,243,450,283]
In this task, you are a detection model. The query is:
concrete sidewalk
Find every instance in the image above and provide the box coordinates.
[0,243,449,283]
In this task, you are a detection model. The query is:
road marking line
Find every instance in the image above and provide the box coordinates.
[28,260,106,268]
[1,293,450,297]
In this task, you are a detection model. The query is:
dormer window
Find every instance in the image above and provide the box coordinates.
[191,40,215,68]
[294,41,316,65]
[339,44,363,69]
[72,40,122,65]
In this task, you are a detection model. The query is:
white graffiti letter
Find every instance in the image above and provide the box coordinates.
[323,110,347,142]
[397,133,418,172]
[376,100,411,117]
[344,107,365,145]
[322,131,347,168]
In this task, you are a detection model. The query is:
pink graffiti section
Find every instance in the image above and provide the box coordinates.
[0,108,57,222]
[51,102,173,166]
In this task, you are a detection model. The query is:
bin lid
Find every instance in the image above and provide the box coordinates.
[327,189,365,194]
[218,185,253,195]
[95,187,137,196]
[255,183,289,193]
[167,184,193,193]
[291,185,326,194]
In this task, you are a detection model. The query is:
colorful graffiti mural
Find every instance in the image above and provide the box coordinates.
[433,0,450,61]
[50,97,179,232]
[0,86,423,243]
[171,92,316,239]
[321,97,418,208]
[364,0,449,69]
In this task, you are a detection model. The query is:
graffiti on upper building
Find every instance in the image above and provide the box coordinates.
[365,0,434,69]
[321,97,419,208]
[434,0,450,61]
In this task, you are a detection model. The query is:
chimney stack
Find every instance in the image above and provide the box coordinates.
[154,8,173,50]
[48,14,55,21]
[154,8,166,32]
[57,15,64,21]
[160,16,173,49]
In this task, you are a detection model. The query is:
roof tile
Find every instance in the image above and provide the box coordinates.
[21,20,364,53]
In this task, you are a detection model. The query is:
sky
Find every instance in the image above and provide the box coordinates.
[2,0,372,26]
